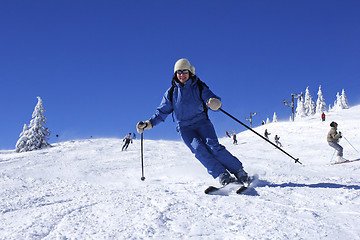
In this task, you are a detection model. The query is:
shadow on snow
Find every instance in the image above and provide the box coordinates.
[257,179,360,190]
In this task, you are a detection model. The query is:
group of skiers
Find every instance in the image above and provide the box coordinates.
[264,129,282,147]
[263,119,345,163]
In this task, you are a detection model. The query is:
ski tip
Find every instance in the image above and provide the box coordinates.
[204,186,218,194]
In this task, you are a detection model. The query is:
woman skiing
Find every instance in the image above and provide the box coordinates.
[136,58,248,185]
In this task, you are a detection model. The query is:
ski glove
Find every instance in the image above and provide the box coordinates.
[136,120,152,134]
[207,98,222,111]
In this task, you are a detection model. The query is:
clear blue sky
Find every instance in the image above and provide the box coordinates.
[1,0,359,150]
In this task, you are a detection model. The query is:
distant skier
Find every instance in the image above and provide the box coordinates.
[122,133,133,151]
[321,112,326,122]
[264,129,271,139]
[274,135,282,147]
[226,131,231,138]
[233,133,238,145]
[136,58,249,186]
[327,121,345,162]
[132,132,136,139]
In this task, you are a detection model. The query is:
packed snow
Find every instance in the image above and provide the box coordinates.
[1,106,360,239]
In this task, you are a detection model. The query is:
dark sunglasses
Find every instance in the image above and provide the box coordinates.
[176,69,189,75]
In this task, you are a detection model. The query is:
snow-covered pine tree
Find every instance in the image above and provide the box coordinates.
[295,95,306,119]
[15,96,50,152]
[316,85,327,114]
[15,124,29,153]
[333,92,344,111]
[304,87,316,116]
[26,96,50,150]
[341,89,349,109]
[266,117,270,124]
[272,112,278,123]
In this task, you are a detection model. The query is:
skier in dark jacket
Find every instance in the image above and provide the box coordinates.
[136,58,249,185]
[122,133,133,151]
[233,133,238,145]
[264,129,271,139]
[274,135,282,147]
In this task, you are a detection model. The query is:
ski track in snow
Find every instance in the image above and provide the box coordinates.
[1,106,360,239]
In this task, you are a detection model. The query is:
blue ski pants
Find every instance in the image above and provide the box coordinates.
[177,118,243,178]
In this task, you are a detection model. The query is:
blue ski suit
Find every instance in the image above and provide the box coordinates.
[149,77,243,178]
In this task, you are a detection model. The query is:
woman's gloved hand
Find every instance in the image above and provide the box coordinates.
[136,120,153,134]
[207,98,222,111]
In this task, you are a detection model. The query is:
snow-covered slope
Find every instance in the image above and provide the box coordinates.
[1,106,360,239]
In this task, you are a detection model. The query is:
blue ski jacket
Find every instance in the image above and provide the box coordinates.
[149,77,220,128]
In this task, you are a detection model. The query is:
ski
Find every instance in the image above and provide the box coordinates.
[204,175,257,195]
[204,178,239,194]
[204,185,225,194]
[331,158,360,165]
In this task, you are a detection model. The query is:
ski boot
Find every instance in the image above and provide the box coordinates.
[235,168,249,185]
[336,156,348,163]
[218,171,236,186]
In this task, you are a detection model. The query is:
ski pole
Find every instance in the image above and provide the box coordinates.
[343,136,359,153]
[330,149,336,162]
[219,108,302,165]
[140,132,145,181]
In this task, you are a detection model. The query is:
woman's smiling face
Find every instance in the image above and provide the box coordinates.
[176,69,190,84]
